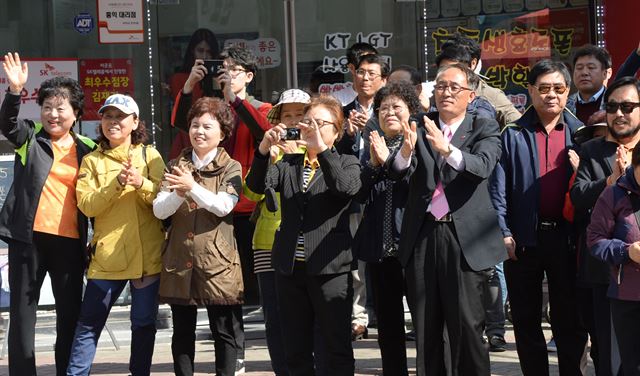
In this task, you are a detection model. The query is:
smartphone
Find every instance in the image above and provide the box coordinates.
[202,59,225,77]
[281,128,301,141]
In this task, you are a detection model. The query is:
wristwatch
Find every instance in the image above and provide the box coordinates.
[443,143,453,158]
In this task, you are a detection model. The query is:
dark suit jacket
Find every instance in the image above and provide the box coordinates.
[570,136,618,285]
[389,112,506,271]
[245,147,361,276]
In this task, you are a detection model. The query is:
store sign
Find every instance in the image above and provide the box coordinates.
[223,38,281,69]
[97,0,144,44]
[0,59,78,121]
[74,12,94,34]
[430,7,590,107]
[322,31,393,73]
[79,59,135,121]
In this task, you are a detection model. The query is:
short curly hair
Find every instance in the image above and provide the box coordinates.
[37,77,84,117]
[374,81,422,116]
[220,45,258,74]
[186,97,235,141]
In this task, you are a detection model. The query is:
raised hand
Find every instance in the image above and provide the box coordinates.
[2,52,28,94]
[183,59,207,94]
[424,115,449,155]
[399,119,417,159]
[568,149,580,172]
[298,119,328,155]
[259,125,286,156]
[165,165,195,193]
[369,131,389,166]
[608,145,627,185]
[118,159,144,189]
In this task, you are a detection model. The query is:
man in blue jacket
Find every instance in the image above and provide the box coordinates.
[490,59,588,376]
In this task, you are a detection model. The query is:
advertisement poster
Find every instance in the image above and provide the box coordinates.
[0,59,78,121]
[79,58,135,121]
[223,38,281,69]
[429,6,590,111]
[97,0,144,44]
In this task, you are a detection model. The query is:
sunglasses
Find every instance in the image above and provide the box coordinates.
[532,84,568,95]
[605,102,640,114]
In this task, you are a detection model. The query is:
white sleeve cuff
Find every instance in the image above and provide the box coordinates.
[445,146,465,171]
[393,150,412,171]
[152,190,185,219]
[190,182,239,217]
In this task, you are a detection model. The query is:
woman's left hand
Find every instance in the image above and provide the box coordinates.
[165,166,195,193]
[122,160,144,189]
[298,119,328,155]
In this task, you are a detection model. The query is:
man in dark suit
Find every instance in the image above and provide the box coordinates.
[389,63,505,375]
[490,60,588,375]
[570,76,640,376]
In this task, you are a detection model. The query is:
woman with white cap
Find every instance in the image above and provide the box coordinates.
[66,94,166,376]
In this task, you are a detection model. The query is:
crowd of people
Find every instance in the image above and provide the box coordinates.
[1,29,640,376]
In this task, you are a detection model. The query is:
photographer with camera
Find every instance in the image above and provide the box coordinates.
[245,95,361,376]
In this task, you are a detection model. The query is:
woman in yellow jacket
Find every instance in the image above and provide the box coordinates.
[66,94,165,376]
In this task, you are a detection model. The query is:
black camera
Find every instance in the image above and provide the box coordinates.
[281,128,301,141]
[202,59,225,77]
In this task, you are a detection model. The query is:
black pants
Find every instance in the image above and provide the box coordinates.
[275,263,354,376]
[577,284,617,376]
[406,220,489,376]
[170,304,239,376]
[369,257,408,376]
[505,227,588,376]
[8,232,84,376]
[232,214,253,360]
[610,298,640,376]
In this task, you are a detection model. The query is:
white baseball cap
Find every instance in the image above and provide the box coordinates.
[98,94,140,117]
[266,89,311,123]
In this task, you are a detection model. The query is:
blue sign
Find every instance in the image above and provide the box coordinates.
[74,12,94,34]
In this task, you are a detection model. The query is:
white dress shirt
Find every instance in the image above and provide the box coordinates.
[153,148,238,219]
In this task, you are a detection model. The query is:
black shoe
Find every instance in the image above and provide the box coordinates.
[406,330,416,341]
[488,335,507,352]
[351,324,368,341]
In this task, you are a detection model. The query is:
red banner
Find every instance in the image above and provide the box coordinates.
[79,58,134,120]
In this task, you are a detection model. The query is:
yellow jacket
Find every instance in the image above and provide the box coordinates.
[76,143,166,280]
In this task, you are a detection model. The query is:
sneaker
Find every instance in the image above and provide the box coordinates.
[547,337,557,353]
[235,359,245,375]
[488,335,507,352]
[351,323,368,341]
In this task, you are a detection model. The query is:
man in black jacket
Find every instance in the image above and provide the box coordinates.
[389,63,505,375]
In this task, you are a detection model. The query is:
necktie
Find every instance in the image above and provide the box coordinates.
[430,124,453,220]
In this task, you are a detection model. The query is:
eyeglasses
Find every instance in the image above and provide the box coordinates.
[434,83,472,95]
[355,69,382,80]
[605,101,640,114]
[301,118,336,129]
[531,84,568,95]
[379,104,407,115]
[222,65,248,77]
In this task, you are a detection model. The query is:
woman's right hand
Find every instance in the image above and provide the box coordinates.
[3,52,28,94]
[258,125,285,156]
[183,59,207,95]
[400,119,417,159]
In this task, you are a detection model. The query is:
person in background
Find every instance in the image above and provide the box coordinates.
[490,60,588,376]
[566,44,612,125]
[245,95,361,375]
[573,77,640,376]
[0,52,96,376]
[331,42,378,106]
[243,88,310,375]
[67,94,165,376]
[354,81,422,376]
[586,79,640,375]
[169,28,220,160]
[154,97,243,376]
[171,44,272,374]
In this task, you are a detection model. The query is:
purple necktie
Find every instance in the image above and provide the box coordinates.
[430,124,453,220]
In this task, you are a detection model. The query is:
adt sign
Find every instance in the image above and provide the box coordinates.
[74,13,94,34]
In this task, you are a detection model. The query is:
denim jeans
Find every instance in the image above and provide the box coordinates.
[484,262,507,338]
[66,278,159,376]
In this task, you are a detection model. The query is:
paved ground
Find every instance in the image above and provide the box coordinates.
[0,306,594,376]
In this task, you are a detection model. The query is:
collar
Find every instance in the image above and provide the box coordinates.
[303,152,320,169]
[577,86,606,104]
[354,98,374,116]
[192,148,218,170]
[438,116,465,135]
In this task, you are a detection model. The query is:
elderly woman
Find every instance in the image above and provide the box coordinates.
[0,52,96,376]
[354,81,422,376]
[245,95,361,375]
[67,94,165,376]
[153,97,243,376]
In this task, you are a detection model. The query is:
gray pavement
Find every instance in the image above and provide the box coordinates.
[0,306,594,376]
